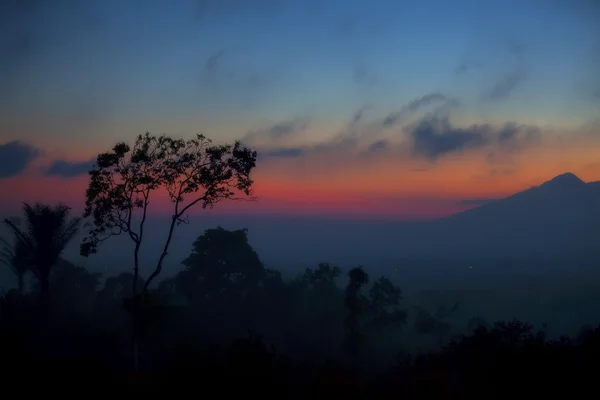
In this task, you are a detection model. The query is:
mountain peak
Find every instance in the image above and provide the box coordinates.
[539,172,584,189]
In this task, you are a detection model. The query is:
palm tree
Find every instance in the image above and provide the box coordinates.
[3,203,81,307]
[0,236,31,295]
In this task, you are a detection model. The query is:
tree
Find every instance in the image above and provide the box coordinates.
[413,307,452,346]
[366,276,407,329]
[177,227,266,304]
[80,132,257,295]
[300,263,343,323]
[344,267,369,357]
[80,132,256,370]
[0,236,31,295]
[302,263,342,289]
[97,272,146,310]
[3,203,81,308]
[41,259,101,315]
[466,316,489,332]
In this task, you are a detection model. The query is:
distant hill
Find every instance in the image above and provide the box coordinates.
[409,172,600,260]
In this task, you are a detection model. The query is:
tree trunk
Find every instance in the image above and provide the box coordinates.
[39,268,51,318]
[17,273,24,296]
[131,295,142,372]
[40,270,50,303]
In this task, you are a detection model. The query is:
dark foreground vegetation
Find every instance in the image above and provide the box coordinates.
[1,133,598,397]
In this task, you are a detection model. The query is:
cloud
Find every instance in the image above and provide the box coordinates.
[44,158,95,178]
[456,32,528,102]
[260,148,306,159]
[248,94,458,161]
[482,36,529,102]
[367,140,388,153]
[381,93,453,128]
[255,94,544,163]
[496,122,541,150]
[200,49,279,97]
[407,116,542,161]
[408,116,490,160]
[350,105,371,126]
[244,119,309,145]
[455,58,482,75]
[0,140,40,178]
[483,69,526,101]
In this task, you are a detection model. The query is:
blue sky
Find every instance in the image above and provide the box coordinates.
[0,0,599,218]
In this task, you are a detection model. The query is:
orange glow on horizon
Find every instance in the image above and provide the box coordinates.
[1,137,599,220]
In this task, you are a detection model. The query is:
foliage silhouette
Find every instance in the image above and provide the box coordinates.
[80,132,257,293]
[177,227,266,303]
[0,236,31,295]
[0,204,598,396]
[365,276,407,330]
[3,203,80,309]
[79,132,256,370]
[345,266,369,357]
[413,307,452,346]
[466,315,489,332]
[36,259,101,316]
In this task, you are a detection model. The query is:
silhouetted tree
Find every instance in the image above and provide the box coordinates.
[96,272,146,335]
[344,267,369,357]
[466,316,489,332]
[414,307,452,346]
[0,236,31,295]
[97,272,146,311]
[3,203,81,309]
[80,132,256,370]
[80,133,257,293]
[303,263,342,288]
[177,227,266,304]
[366,277,407,329]
[289,263,344,352]
[39,259,101,315]
[300,263,343,319]
[434,302,459,319]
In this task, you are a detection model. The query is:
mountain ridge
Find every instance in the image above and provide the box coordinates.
[439,172,594,223]
[413,172,600,260]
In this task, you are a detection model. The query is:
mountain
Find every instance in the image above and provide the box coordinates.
[412,172,600,260]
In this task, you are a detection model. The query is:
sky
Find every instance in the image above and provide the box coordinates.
[1,0,599,220]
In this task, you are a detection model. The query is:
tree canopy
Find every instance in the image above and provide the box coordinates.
[80,132,257,292]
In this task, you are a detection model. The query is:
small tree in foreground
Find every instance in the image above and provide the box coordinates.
[80,132,257,294]
[4,203,81,308]
[80,132,256,370]
[0,236,31,295]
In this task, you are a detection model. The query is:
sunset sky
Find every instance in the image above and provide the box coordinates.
[1,0,599,220]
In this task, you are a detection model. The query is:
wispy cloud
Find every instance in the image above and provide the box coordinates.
[481,37,528,102]
[44,159,95,178]
[200,49,279,98]
[0,140,41,178]
[381,93,452,128]
[254,92,544,162]
[483,69,526,101]
[244,118,310,145]
[260,148,306,159]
